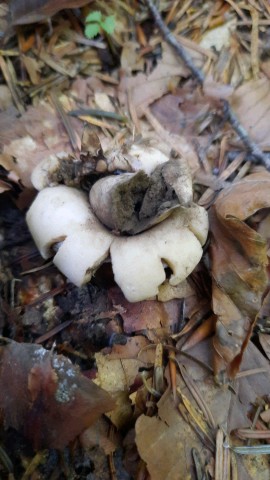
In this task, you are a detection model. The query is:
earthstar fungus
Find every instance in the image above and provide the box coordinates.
[26,149,208,302]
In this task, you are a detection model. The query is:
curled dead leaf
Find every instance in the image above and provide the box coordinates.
[210,172,270,380]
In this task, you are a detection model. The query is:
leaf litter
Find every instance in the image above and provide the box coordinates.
[1,1,270,479]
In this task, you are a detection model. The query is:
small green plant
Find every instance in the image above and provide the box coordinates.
[85,11,116,39]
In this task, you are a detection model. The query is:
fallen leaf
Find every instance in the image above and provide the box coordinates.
[120,41,144,73]
[80,417,118,455]
[119,43,204,118]
[236,453,270,480]
[95,351,140,393]
[150,87,213,136]
[230,76,270,149]
[10,0,92,25]
[95,345,145,429]
[109,287,181,334]
[0,85,12,110]
[0,341,114,449]
[210,172,270,379]
[0,101,80,188]
[182,338,270,429]
[200,17,237,52]
[108,336,154,362]
[135,391,204,480]
[258,333,270,361]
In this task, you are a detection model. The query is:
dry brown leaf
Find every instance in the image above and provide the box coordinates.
[150,87,213,136]
[236,454,270,480]
[119,43,203,118]
[80,417,118,455]
[258,333,270,361]
[10,0,92,25]
[135,391,203,480]
[0,341,114,449]
[0,85,12,110]
[109,287,181,334]
[21,55,41,85]
[230,76,270,149]
[95,346,144,429]
[108,336,153,362]
[95,351,140,394]
[180,338,270,431]
[0,100,81,188]
[210,172,270,379]
[177,339,270,480]
[120,41,145,74]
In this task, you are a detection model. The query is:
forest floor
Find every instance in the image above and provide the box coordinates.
[1,1,270,479]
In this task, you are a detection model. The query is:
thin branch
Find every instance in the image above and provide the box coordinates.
[144,0,205,85]
[222,100,270,168]
[144,0,270,170]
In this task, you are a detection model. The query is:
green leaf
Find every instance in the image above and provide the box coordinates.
[85,10,102,24]
[100,15,115,35]
[85,23,100,39]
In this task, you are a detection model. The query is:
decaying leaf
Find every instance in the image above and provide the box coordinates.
[210,172,270,379]
[179,338,270,431]
[10,0,92,25]
[258,333,270,361]
[0,101,81,188]
[135,390,204,480]
[109,287,181,334]
[200,17,237,52]
[177,339,270,479]
[0,341,114,449]
[230,76,270,149]
[119,43,204,118]
[80,417,119,455]
[94,350,139,429]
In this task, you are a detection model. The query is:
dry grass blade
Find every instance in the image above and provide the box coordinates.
[236,429,270,439]
[50,91,80,152]
[0,445,14,475]
[215,429,224,480]
[78,115,118,131]
[198,154,245,207]
[21,450,48,480]
[0,56,24,113]
[34,319,73,344]
[177,363,216,429]
[181,315,216,351]
[227,444,270,454]
[251,7,259,78]
[177,387,214,444]
[168,350,177,402]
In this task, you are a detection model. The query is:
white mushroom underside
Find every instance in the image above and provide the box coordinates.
[110,211,203,302]
[26,185,208,302]
[54,229,112,286]
[26,186,113,282]
[26,186,93,258]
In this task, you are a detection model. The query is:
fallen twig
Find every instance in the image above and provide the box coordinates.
[144,0,270,170]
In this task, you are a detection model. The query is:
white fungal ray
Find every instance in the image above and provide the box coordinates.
[54,229,112,286]
[110,209,206,303]
[26,186,113,281]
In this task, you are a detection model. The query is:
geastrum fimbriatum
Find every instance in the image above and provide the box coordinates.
[26,145,208,302]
